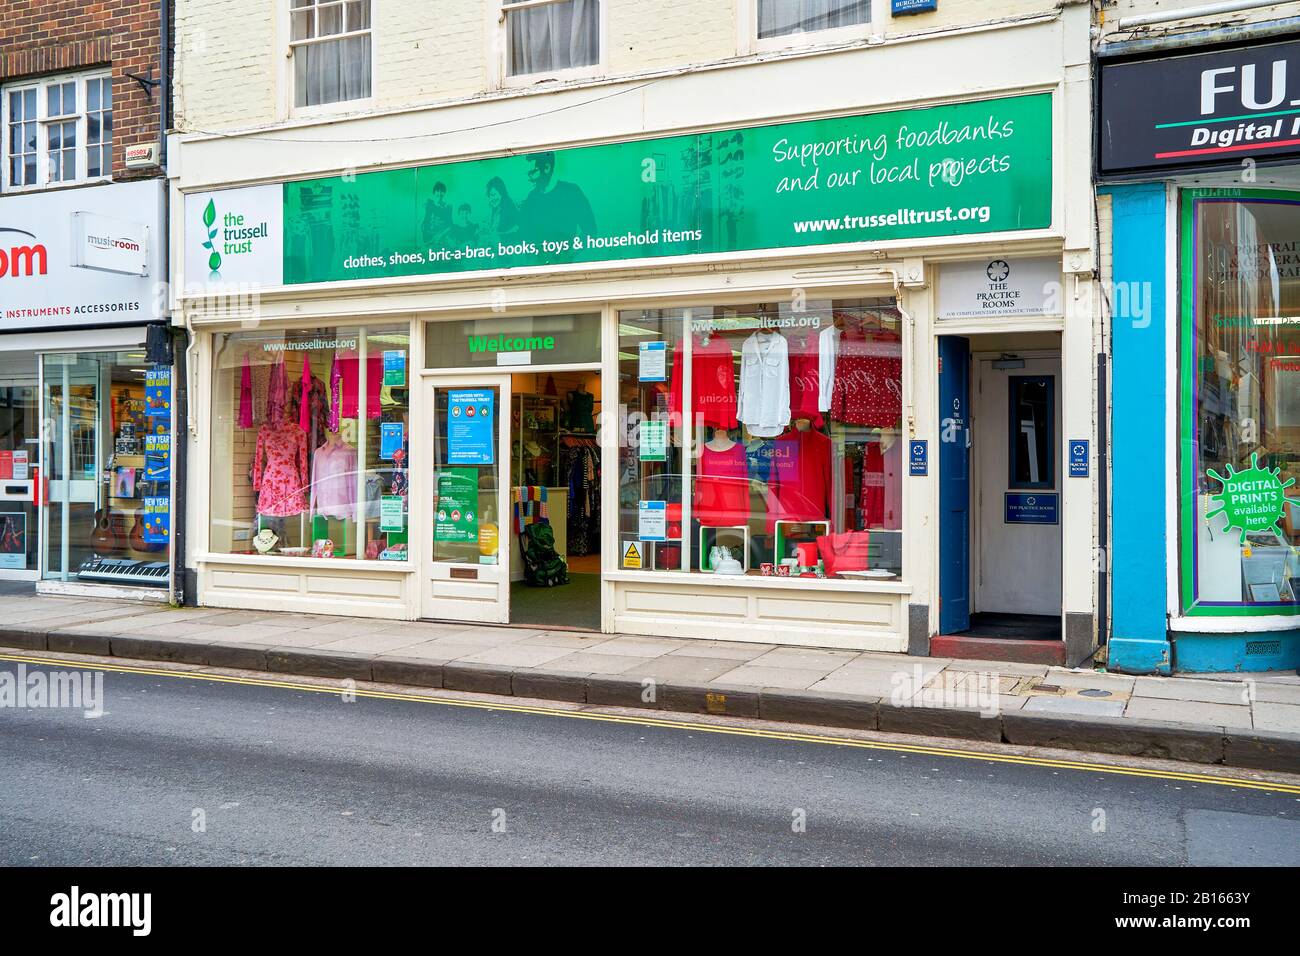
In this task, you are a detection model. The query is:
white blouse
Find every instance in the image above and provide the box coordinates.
[737,330,790,438]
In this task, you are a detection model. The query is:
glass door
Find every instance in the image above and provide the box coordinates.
[0,374,38,579]
[421,375,510,623]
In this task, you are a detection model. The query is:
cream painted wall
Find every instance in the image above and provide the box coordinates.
[174,0,1069,134]
[1099,0,1297,39]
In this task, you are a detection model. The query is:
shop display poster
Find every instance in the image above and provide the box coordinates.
[447,389,495,465]
[638,501,667,542]
[380,422,405,461]
[435,467,479,543]
[638,341,667,382]
[639,420,667,462]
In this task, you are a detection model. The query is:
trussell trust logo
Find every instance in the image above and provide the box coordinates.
[200,197,270,274]
[0,226,48,278]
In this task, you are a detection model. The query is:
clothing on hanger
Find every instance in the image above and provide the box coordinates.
[298,355,313,433]
[310,437,358,520]
[737,330,790,438]
[830,330,902,427]
[817,324,841,413]
[238,354,254,429]
[253,420,308,517]
[566,388,595,433]
[337,354,383,420]
[668,333,739,430]
[788,330,823,428]
[265,355,289,425]
[328,354,342,432]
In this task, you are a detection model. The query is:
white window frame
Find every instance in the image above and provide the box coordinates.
[1,70,112,194]
[286,0,376,119]
[739,0,885,57]
[493,0,606,91]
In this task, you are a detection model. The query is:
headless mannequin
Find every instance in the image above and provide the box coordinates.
[705,428,736,453]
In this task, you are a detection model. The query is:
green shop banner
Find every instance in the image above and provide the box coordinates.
[185,94,1052,288]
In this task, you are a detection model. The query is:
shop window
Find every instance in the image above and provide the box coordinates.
[40,352,173,587]
[2,71,111,192]
[617,299,903,580]
[209,325,410,561]
[504,0,601,77]
[290,0,372,108]
[758,0,871,40]
[1183,193,1300,613]
[1008,375,1054,490]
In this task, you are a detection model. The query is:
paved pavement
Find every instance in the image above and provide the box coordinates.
[2,659,1297,866]
[2,591,1297,727]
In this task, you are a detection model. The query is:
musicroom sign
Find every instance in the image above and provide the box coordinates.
[0,179,163,331]
[937,256,1061,321]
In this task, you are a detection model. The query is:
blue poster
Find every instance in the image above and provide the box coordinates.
[1005,493,1059,525]
[143,496,171,544]
[447,389,495,465]
[380,421,405,461]
[144,428,171,484]
[145,367,171,419]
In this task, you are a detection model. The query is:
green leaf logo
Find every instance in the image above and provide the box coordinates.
[202,198,221,272]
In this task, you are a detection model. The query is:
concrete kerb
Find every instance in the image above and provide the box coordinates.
[1,631,1298,774]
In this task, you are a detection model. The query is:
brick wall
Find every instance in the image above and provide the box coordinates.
[0,0,167,182]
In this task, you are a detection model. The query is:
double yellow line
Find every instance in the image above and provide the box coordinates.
[3,651,1299,795]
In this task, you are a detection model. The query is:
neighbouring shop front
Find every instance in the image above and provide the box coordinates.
[0,178,177,598]
[1099,34,1300,672]
[181,84,1094,653]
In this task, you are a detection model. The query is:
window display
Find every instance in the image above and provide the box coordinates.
[210,324,410,561]
[618,299,903,579]
[1183,192,1300,613]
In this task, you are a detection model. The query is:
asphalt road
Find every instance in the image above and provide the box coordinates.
[1,659,1298,866]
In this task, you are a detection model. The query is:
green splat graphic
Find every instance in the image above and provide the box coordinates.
[1205,453,1298,543]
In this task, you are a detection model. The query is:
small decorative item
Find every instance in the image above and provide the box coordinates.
[760,562,774,576]
[252,528,279,553]
[312,538,335,558]
[776,563,791,577]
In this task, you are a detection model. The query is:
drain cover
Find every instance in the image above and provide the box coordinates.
[1079,688,1113,698]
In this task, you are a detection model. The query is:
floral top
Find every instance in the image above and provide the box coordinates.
[253,421,309,517]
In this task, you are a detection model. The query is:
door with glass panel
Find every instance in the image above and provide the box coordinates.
[41,354,103,582]
[422,376,510,623]
[974,355,1063,617]
[0,364,38,580]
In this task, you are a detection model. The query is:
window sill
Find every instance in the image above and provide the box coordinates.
[605,568,911,594]
[199,551,413,572]
[3,175,113,195]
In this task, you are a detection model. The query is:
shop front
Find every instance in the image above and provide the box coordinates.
[0,179,176,598]
[179,45,1095,653]
[1099,34,1300,672]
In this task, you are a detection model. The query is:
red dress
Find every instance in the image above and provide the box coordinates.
[769,428,832,532]
[668,334,738,430]
[694,442,749,527]
[830,332,902,427]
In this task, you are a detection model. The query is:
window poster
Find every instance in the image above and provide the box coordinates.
[0,512,25,569]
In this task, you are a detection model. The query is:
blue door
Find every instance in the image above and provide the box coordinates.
[938,336,971,634]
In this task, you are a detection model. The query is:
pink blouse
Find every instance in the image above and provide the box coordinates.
[310,441,358,520]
